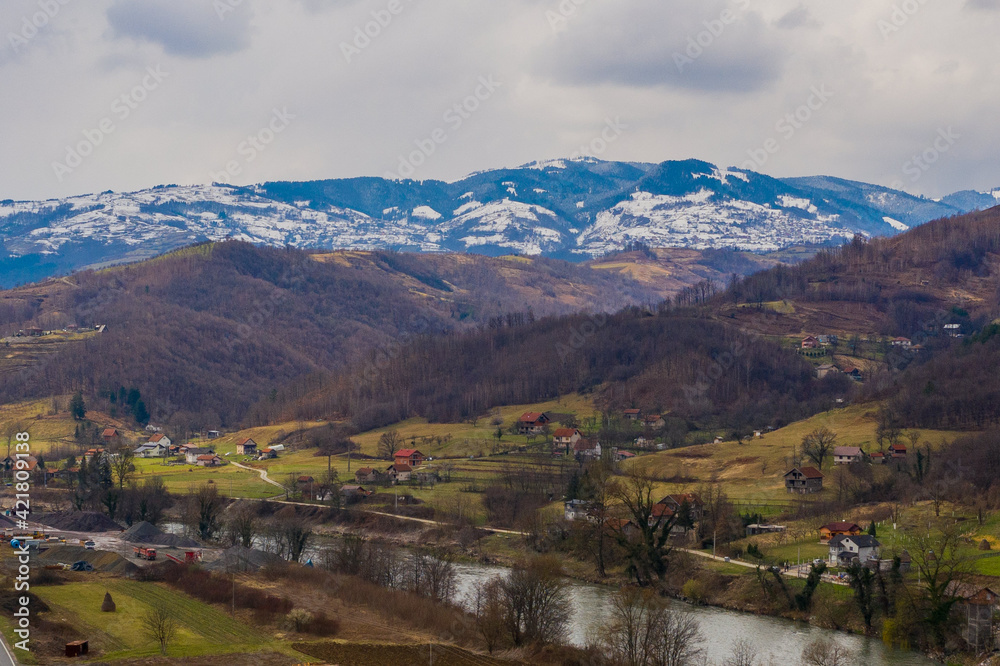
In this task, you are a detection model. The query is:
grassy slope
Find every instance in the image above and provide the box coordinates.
[34,579,273,660]
[634,403,966,506]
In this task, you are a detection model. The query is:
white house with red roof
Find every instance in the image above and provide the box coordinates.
[552,428,582,455]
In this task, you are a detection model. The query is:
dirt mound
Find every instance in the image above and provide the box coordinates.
[35,546,139,576]
[207,545,283,573]
[122,521,200,548]
[38,511,122,532]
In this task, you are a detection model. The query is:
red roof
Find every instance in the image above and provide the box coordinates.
[356,467,375,475]
[196,454,219,461]
[820,522,861,533]
[890,443,907,451]
[651,503,675,518]
[553,428,579,438]
[390,463,412,473]
[798,467,824,479]
[102,428,119,438]
[395,449,423,458]
[148,433,166,442]
[297,476,314,483]
[519,412,545,422]
[574,440,598,451]
[237,437,256,446]
[624,409,641,414]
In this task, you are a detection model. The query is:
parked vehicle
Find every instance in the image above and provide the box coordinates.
[133,546,157,560]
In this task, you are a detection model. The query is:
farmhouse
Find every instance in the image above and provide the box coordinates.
[340,485,371,502]
[784,467,824,494]
[83,448,105,463]
[870,452,887,464]
[889,443,907,459]
[195,454,222,467]
[573,439,602,461]
[133,441,167,458]
[801,335,819,349]
[552,428,582,455]
[517,412,551,435]
[829,534,881,566]
[564,499,591,521]
[185,448,215,465]
[819,521,862,543]
[258,448,277,460]
[615,450,636,462]
[833,446,865,465]
[659,493,704,521]
[102,428,122,446]
[842,366,862,381]
[816,363,837,379]
[386,463,412,483]
[355,467,380,484]
[643,414,665,429]
[394,448,424,467]
[891,337,912,348]
[236,438,258,456]
[623,409,642,421]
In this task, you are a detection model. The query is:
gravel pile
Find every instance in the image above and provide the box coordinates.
[207,545,282,573]
[122,521,200,548]
[38,511,122,532]
[35,546,139,576]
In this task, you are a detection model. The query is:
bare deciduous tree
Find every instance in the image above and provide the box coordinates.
[377,430,402,460]
[141,603,177,655]
[802,427,837,470]
[801,638,855,666]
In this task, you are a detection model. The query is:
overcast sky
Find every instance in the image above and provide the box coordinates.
[2,0,998,201]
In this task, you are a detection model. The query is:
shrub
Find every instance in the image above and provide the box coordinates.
[682,578,707,603]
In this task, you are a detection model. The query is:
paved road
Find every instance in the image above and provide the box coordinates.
[0,631,18,666]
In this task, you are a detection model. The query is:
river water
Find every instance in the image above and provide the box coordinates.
[451,562,936,665]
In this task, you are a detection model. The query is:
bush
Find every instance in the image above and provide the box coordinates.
[682,578,707,603]
[283,609,313,632]
[160,564,292,622]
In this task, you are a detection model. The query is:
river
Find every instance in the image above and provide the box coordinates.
[451,562,936,665]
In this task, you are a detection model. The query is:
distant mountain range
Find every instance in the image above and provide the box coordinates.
[1,157,996,286]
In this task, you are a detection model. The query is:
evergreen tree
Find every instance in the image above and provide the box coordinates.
[70,391,86,420]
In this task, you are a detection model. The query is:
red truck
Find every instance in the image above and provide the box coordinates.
[133,546,157,561]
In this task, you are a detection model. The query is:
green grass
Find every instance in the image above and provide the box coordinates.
[131,458,277,498]
[35,579,270,660]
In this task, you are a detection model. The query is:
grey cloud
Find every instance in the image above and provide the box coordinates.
[106,0,253,57]
[535,2,787,93]
[775,6,819,30]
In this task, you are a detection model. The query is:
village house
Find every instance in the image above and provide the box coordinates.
[889,443,907,459]
[355,467,380,484]
[615,450,636,463]
[944,323,962,338]
[258,448,277,460]
[235,438,258,456]
[819,521,863,544]
[842,366,862,381]
[947,584,1000,651]
[552,428,583,455]
[386,463,412,483]
[564,499,591,521]
[829,534,881,566]
[517,412,551,435]
[185,448,215,465]
[207,430,221,439]
[340,485,371,502]
[573,439,602,462]
[746,524,787,537]
[801,335,820,349]
[869,451,888,465]
[102,428,123,447]
[195,454,222,467]
[891,337,912,348]
[643,414,665,429]
[83,448,105,463]
[659,493,704,521]
[133,441,167,458]
[817,334,838,346]
[784,467,824,494]
[633,436,656,450]
[623,409,642,421]
[833,446,865,465]
[816,363,837,379]
[394,448,424,468]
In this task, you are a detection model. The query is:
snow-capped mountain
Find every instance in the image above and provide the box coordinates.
[0,158,993,286]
